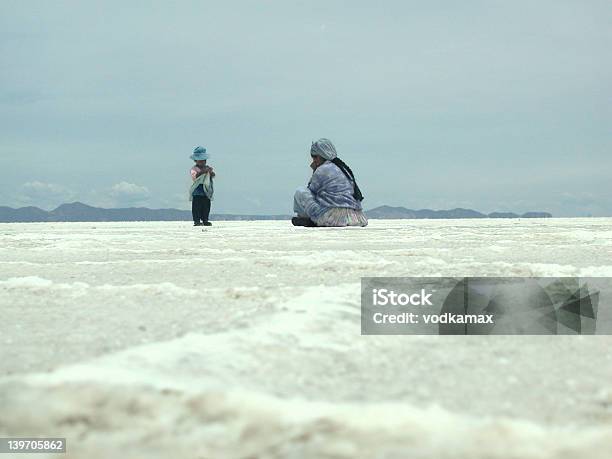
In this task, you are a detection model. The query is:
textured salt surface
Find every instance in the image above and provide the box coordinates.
[1,219,612,458]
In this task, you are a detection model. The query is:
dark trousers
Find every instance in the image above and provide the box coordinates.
[192,195,211,223]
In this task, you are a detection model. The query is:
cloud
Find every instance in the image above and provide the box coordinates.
[108,181,151,206]
[21,181,70,195]
[17,181,76,209]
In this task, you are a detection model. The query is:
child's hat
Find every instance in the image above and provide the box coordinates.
[190,146,209,161]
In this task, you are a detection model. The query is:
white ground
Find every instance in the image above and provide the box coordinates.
[1,219,612,459]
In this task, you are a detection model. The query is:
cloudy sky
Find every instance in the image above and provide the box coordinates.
[1,1,610,216]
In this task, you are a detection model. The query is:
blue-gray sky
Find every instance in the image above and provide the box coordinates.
[1,0,610,216]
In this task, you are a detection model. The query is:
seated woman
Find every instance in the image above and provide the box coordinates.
[293,138,368,227]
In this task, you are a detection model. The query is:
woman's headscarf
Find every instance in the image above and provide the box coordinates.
[310,138,337,160]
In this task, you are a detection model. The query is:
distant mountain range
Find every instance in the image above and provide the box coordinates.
[365,205,552,219]
[0,202,290,222]
[0,202,553,222]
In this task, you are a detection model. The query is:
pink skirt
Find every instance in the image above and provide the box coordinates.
[315,207,368,227]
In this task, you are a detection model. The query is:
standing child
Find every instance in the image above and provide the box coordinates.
[189,146,215,226]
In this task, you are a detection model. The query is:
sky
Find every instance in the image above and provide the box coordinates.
[0,0,610,216]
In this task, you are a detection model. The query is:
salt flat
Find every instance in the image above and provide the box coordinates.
[1,219,612,459]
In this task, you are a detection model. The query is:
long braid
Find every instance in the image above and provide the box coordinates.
[331,158,354,180]
[331,158,364,202]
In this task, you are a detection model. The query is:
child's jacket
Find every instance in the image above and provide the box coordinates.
[189,172,214,201]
